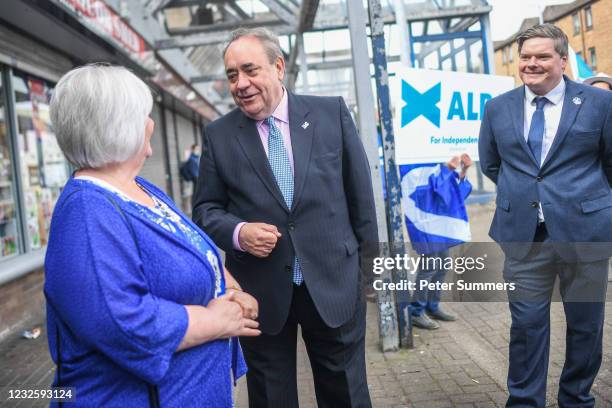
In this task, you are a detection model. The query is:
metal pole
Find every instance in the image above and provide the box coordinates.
[480,14,495,75]
[368,0,413,349]
[465,41,473,73]
[158,94,174,198]
[347,0,399,352]
[298,33,309,93]
[2,67,28,254]
[393,0,411,67]
[450,40,458,71]
[408,23,416,67]
[538,3,544,24]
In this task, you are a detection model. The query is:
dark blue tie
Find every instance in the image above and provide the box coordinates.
[527,96,548,166]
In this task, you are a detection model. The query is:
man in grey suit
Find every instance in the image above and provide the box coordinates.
[479,24,612,407]
[193,27,377,407]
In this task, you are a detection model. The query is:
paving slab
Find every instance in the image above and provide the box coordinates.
[1,204,611,407]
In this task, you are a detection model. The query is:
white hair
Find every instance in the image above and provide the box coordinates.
[223,27,283,64]
[50,64,153,169]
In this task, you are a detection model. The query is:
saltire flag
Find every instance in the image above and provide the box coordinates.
[568,46,594,83]
[399,163,472,255]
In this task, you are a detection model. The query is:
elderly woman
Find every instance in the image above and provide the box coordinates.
[45,64,259,407]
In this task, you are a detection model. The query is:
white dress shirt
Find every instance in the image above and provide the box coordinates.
[523,79,565,165]
[523,78,566,222]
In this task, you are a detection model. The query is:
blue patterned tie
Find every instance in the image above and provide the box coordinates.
[265,117,303,285]
[527,96,548,166]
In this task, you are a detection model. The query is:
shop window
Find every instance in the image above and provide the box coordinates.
[508,46,513,63]
[0,74,21,259]
[585,6,593,30]
[11,70,68,250]
[572,12,581,35]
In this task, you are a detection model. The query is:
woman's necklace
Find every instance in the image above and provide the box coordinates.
[149,194,180,222]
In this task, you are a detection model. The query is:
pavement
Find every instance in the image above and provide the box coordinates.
[1,203,612,407]
[233,300,612,408]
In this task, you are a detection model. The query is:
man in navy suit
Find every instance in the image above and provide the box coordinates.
[193,27,377,407]
[479,24,612,407]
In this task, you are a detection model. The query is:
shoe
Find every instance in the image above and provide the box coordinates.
[412,314,440,330]
[427,308,456,321]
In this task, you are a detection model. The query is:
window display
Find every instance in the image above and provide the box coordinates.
[0,75,21,259]
[12,70,69,250]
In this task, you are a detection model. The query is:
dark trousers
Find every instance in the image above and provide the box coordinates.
[239,284,371,408]
[411,250,449,316]
[504,224,608,408]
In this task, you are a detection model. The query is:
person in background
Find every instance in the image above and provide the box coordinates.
[45,64,260,407]
[186,144,201,181]
[181,143,202,207]
[584,73,612,91]
[410,154,473,330]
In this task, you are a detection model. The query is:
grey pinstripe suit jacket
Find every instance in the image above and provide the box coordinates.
[193,92,378,334]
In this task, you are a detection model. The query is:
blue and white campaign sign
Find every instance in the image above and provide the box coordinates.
[394,68,514,164]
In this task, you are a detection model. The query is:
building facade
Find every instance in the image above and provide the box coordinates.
[0,0,219,338]
[494,0,611,85]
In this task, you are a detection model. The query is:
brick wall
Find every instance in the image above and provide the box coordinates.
[495,0,612,84]
[556,12,580,79]
[495,43,521,85]
[586,0,612,75]
[0,269,45,340]
[545,1,612,78]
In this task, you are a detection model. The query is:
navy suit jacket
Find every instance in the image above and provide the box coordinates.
[193,93,378,334]
[479,77,612,261]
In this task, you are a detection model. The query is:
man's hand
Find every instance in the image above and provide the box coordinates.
[228,289,259,320]
[238,222,281,257]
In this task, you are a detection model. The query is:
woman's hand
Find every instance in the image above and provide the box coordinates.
[227,289,259,320]
[224,267,259,320]
[208,292,260,338]
[178,294,260,351]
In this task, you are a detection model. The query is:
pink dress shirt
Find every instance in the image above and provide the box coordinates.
[232,89,293,250]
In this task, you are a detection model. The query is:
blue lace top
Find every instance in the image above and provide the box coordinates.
[45,176,246,408]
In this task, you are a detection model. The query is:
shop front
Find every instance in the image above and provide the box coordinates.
[0,0,218,337]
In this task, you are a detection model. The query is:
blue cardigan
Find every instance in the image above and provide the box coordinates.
[44,177,245,407]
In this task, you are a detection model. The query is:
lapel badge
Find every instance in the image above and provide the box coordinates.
[572,97,582,105]
[301,121,309,130]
